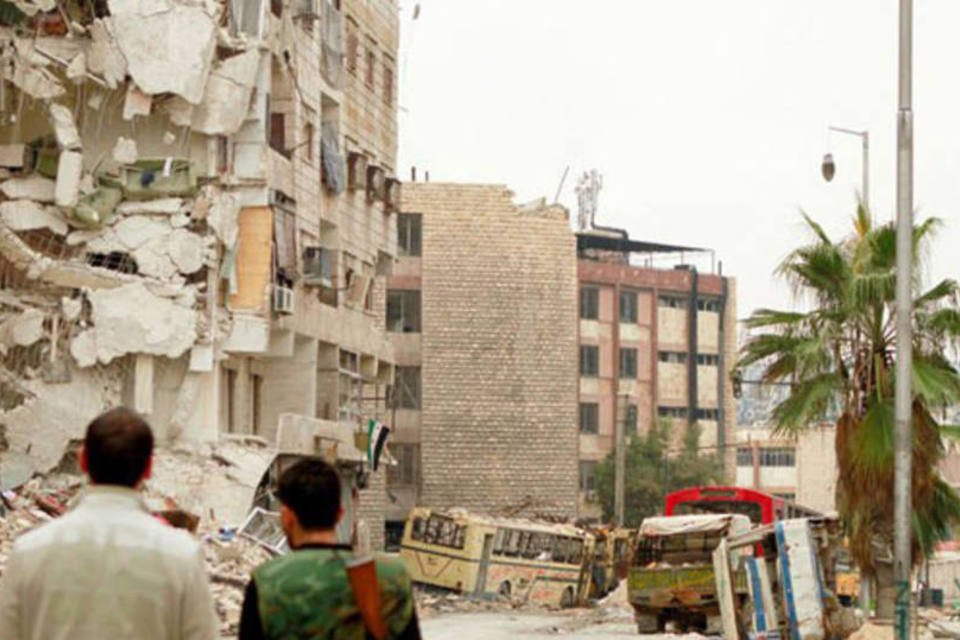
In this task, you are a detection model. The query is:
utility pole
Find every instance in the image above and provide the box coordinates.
[613,285,625,526]
[893,0,914,637]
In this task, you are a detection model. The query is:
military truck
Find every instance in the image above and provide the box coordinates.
[628,513,751,634]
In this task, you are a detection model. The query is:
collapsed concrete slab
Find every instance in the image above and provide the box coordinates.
[0,200,67,235]
[0,176,56,202]
[108,0,218,104]
[70,282,197,366]
[0,307,45,348]
[87,19,127,89]
[54,150,83,208]
[165,49,261,134]
[112,137,138,164]
[48,104,81,150]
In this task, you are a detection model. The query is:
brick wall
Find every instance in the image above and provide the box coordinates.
[403,183,579,518]
[358,466,387,551]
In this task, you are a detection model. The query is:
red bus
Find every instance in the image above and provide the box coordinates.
[664,486,822,524]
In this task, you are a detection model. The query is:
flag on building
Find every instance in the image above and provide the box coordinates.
[367,419,390,471]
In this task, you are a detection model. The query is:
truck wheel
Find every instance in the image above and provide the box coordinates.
[560,587,575,609]
[636,614,658,633]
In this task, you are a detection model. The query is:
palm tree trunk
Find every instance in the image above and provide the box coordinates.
[874,561,896,620]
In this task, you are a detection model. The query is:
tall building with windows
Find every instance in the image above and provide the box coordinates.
[385,182,579,543]
[576,230,737,518]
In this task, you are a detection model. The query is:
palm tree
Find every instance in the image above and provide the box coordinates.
[739,205,960,618]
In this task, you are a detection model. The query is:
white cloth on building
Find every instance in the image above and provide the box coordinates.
[0,485,218,640]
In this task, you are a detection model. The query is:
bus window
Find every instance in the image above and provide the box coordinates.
[416,515,466,549]
[411,517,426,541]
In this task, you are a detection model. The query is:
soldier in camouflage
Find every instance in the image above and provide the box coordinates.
[239,459,420,640]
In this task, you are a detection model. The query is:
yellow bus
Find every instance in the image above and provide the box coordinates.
[399,507,595,608]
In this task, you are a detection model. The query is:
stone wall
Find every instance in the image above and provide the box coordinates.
[403,183,579,518]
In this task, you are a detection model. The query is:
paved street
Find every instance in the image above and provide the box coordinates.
[420,608,714,640]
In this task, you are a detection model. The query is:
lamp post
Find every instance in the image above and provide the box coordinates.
[822,126,870,212]
[893,0,914,637]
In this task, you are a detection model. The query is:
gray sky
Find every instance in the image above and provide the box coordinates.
[397,1,960,317]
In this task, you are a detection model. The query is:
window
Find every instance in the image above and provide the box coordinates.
[365,45,376,87]
[386,289,421,332]
[346,22,358,73]
[251,373,263,434]
[658,295,686,309]
[303,121,315,163]
[387,443,418,486]
[659,351,688,364]
[269,112,287,156]
[580,461,597,493]
[695,408,719,421]
[625,404,638,431]
[579,403,599,434]
[580,345,599,377]
[398,213,422,256]
[580,287,599,320]
[736,447,753,466]
[226,369,237,432]
[619,348,637,378]
[216,135,230,174]
[270,0,281,17]
[394,366,421,409]
[696,353,720,366]
[697,298,722,312]
[619,290,638,323]
[759,447,795,467]
[658,406,687,419]
[383,60,394,106]
[410,515,465,549]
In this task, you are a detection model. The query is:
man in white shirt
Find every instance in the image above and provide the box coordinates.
[0,407,218,640]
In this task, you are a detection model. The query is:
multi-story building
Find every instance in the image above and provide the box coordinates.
[576,230,737,517]
[385,182,580,542]
[0,0,400,548]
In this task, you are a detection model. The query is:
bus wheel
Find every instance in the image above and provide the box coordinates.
[498,581,511,600]
[560,587,575,609]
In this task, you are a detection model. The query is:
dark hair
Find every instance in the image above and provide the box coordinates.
[277,458,342,529]
[84,407,154,487]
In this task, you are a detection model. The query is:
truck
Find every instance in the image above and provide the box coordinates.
[627,513,752,634]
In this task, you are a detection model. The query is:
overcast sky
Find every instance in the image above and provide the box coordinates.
[396,1,960,318]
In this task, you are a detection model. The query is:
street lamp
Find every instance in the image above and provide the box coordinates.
[822,126,870,212]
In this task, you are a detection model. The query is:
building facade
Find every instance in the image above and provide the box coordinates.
[385,183,580,541]
[576,231,737,517]
[0,0,400,548]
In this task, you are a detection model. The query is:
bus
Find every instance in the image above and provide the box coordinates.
[664,486,822,524]
[399,507,595,608]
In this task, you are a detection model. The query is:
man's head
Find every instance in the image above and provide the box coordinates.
[80,407,154,488]
[277,458,344,543]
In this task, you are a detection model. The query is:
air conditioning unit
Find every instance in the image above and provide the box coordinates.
[302,246,333,287]
[384,177,400,210]
[366,165,386,201]
[347,152,367,191]
[272,285,295,315]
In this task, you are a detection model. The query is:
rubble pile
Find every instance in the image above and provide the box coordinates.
[202,531,272,637]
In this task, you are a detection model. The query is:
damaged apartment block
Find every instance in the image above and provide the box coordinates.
[0,0,401,549]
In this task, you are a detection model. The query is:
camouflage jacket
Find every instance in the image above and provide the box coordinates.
[245,543,418,640]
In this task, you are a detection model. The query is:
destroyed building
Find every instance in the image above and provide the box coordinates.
[385,182,580,540]
[0,0,401,549]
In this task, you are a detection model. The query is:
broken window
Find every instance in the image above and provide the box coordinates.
[579,402,598,434]
[736,447,753,466]
[580,287,599,320]
[397,213,422,257]
[413,514,464,549]
[320,122,345,193]
[386,289,421,333]
[251,373,263,434]
[659,351,687,364]
[580,345,598,377]
[394,366,420,409]
[579,461,597,493]
[658,406,687,419]
[658,295,686,309]
[387,443,418,486]
[272,193,299,281]
[86,252,138,274]
[619,290,638,323]
[619,348,637,378]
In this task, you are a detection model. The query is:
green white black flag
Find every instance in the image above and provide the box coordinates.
[367,419,390,471]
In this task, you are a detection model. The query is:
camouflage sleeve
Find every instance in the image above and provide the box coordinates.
[375,556,417,638]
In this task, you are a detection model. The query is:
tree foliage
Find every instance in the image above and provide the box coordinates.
[595,420,722,527]
[739,205,960,576]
